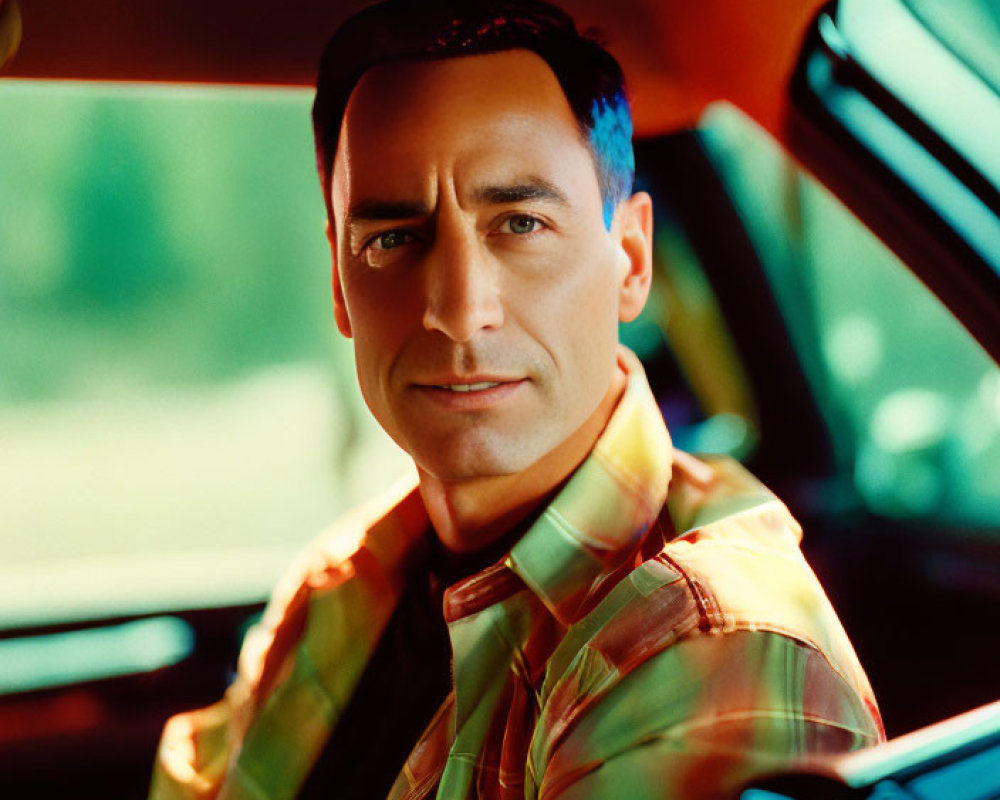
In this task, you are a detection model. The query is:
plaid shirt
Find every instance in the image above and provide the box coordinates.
[150,349,883,800]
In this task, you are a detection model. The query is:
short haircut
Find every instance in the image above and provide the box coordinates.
[312,0,634,229]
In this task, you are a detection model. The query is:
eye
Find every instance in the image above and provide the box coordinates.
[500,215,543,235]
[367,229,414,251]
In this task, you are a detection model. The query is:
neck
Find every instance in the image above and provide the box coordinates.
[418,365,627,554]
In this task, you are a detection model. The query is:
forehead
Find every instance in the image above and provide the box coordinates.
[332,50,597,210]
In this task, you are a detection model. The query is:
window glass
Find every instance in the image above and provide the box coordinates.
[700,103,1000,534]
[0,81,411,627]
[832,0,1000,274]
[905,0,1000,95]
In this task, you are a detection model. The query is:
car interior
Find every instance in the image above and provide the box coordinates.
[1,0,998,797]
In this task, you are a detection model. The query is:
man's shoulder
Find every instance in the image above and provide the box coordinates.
[242,470,425,694]
[287,469,425,594]
[529,452,883,794]
[542,449,878,729]
[660,451,866,679]
[149,473,425,800]
[665,448,794,536]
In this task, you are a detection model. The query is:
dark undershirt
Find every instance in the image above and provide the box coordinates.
[297,527,525,800]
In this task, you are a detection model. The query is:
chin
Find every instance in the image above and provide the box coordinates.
[412,433,544,482]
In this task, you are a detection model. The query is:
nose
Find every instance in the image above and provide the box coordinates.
[421,219,504,342]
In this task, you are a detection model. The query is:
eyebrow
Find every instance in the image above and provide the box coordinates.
[473,177,570,207]
[346,199,431,228]
[344,176,570,230]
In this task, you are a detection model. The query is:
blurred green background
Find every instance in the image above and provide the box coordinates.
[0,81,411,627]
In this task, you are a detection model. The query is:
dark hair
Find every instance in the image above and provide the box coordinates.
[311,0,634,228]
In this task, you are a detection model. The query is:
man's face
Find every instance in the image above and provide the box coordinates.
[330,49,647,481]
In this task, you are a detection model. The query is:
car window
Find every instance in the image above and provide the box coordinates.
[905,0,1000,96]
[700,102,1000,533]
[796,0,1000,314]
[0,80,411,629]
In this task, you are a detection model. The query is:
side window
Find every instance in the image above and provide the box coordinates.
[0,81,411,628]
[699,103,1000,533]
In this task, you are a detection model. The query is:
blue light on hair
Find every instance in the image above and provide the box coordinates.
[588,91,635,229]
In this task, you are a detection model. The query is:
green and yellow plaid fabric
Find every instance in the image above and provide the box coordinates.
[150,349,883,800]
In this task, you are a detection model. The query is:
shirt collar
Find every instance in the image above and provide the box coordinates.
[505,347,673,626]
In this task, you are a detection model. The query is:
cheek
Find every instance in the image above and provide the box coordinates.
[560,251,622,380]
[511,244,620,398]
[348,309,410,449]
[537,245,620,338]
[342,271,416,342]
[341,274,417,398]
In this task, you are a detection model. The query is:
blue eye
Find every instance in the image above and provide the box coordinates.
[504,215,541,235]
[369,230,413,250]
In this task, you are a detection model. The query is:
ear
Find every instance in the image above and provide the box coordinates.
[614,191,654,323]
[327,220,353,338]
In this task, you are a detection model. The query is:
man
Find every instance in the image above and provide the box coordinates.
[150,2,883,798]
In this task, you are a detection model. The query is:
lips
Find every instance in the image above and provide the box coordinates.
[411,376,528,410]
[437,381,502,392]
[415,373,519,390]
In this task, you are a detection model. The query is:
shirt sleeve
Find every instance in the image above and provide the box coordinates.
[147,564,315,800]
[537,628,883,800]
[148,696,239,800]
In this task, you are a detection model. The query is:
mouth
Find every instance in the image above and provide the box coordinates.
[412,377,528,410]
[434,381,503,392]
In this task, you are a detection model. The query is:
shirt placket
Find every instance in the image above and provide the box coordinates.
[436,569,538,800]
